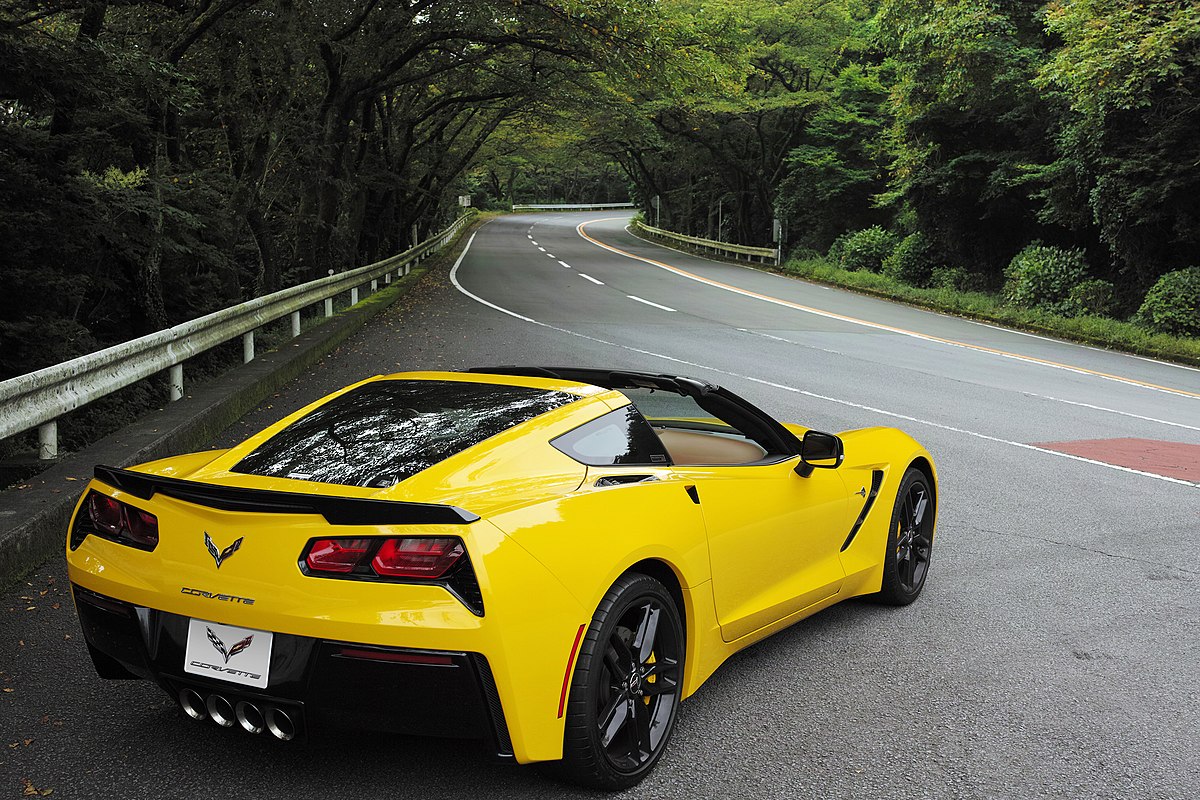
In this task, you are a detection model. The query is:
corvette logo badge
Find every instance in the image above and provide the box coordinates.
[205,532,243,569]
[207,627,254,664]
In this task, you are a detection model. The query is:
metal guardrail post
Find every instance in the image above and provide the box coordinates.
[38,422,56,460]
[242,332,255,363]
[350,287,359,305]
[371,279,377,291]
[324,298,334,317]
[385,272,391,285]
[290,311,301,338]
[169,364,184,402]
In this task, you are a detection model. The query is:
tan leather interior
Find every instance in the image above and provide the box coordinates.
[655,428,766,466]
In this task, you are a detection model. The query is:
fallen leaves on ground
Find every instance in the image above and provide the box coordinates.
[21,778,53,795]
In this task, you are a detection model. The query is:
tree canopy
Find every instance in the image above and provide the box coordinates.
[2,0,1198,393]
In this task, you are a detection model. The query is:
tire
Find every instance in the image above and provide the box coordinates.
[873,467,935,605]
[550,573,685,790]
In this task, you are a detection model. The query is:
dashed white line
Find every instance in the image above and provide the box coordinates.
[578,273,604,285]
[559,260,573,269]
[737,327,843,356]
[546,253,556,258]
[627,295,676,312]
[1020,392,1200,433]
[537,246,545,252]
[448,230,1197,490]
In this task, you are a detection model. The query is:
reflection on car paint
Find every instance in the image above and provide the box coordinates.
[233,380,577,488]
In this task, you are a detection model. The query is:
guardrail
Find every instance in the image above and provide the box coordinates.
[511,202,636,211]
[633,220,779,266]
[0,212,476,460]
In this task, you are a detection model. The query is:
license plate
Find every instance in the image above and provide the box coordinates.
[184,618,273,689]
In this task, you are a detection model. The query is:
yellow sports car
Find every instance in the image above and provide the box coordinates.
[66,367,937,789]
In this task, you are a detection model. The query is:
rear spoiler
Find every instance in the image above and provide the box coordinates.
[93,465,479,525]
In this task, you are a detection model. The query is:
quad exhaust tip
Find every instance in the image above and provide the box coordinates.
[205,693,236,728]
[179,689,294,740]
[179,689,206,722]
[265,707,295,741]
[236,701,265,735]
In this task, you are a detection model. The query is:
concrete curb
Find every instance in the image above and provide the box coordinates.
[0,224,476,587]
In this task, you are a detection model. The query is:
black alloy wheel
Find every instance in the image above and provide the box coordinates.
[875,467,935,605]
[553,573,685,790]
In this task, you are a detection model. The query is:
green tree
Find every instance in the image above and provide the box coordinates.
[877,0,1057,280]
[1034,0,1200,288]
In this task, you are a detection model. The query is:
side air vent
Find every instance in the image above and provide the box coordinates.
[841,469,885,552]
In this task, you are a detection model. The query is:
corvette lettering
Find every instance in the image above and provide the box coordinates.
[180,587,255,605]
[187,661,262,681]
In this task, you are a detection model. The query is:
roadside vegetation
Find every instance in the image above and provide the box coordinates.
[782,253,1200,367]
[514,0,1199,362]
[2,0,1197,413]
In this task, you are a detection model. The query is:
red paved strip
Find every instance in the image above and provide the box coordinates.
[1034,438,1200,481]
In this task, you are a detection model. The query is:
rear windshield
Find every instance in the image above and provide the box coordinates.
[232,380,576,488]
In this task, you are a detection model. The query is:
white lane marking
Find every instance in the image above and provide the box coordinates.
[547,253,556,258]
[537,246,545,251]
[627,295,676,312]
[1020,392,1200,433]
[449,234,1197,489]
[578,219,1200,401]
[737,328,843,356]
[578,273,604,285]
[527,235,533,240]
[558,260,573,269]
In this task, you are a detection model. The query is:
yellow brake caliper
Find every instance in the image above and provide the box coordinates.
[644,652,656,705]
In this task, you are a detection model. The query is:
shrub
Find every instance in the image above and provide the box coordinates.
[883,232,936,287]
[929,265,965,290]
[830,226,900,273]
[1003,245,1089,314]
[1066,278,1116,318]
[1137,267,1200,337]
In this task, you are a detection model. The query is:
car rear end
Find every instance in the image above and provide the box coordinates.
[66,372,618,762]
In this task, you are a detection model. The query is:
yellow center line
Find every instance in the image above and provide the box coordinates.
[576,219,1200,401]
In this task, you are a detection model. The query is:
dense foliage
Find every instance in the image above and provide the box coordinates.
[831,226,899,273]
[1003,244,1089,315]
[0,0,700,383]
[2,0,1198,396]
[505,0,1198,332]
[1137,268,1200,337]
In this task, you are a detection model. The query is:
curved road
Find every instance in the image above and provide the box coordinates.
[3,213,1197,799]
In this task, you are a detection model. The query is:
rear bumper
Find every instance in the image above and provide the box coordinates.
[72,584,513,756]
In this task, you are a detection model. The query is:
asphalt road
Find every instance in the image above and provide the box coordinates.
[3,212,1198,799]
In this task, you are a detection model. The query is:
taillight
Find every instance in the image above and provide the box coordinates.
[372,538,464,578]
[73,491,159,551]
[302,537,465,580]
[299,536,481,615]
[88,494,124,535]
[306,538,372,573]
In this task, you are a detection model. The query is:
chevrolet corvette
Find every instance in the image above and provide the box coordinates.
[67,367,937,789]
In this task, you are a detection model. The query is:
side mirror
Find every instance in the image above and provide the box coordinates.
[795,430,844,477]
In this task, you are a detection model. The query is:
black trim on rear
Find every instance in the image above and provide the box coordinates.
[841,469,885,552]
[94,465,479,525]
[73,585,511,755]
